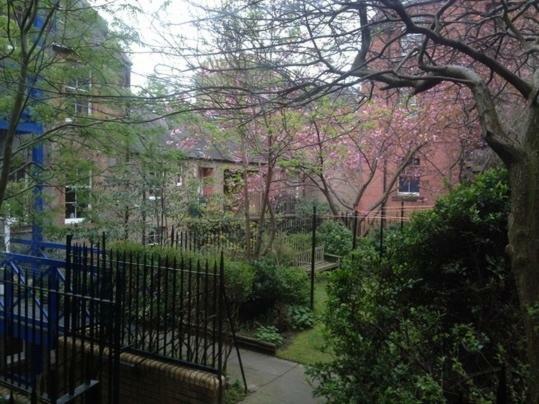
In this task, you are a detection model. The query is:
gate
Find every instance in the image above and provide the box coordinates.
[0,238,121,403]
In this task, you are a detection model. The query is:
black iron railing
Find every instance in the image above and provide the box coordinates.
[0,240,121,403]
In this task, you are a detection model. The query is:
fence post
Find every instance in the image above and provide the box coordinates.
[217,252,225,404]
[400,200,405,231]
[379,205,385,259]
[310,206,316,310]
[352,210,358,250]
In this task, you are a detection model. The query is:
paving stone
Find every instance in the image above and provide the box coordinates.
[227,349,324,404]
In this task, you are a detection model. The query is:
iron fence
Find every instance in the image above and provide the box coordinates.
[111,248,226,374]
[0,235,238,403]
[0,241,121,403]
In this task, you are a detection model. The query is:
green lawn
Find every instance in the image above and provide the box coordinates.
[277,275,334,365]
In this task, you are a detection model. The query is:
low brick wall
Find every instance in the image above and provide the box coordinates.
[0,337,223,403]
[59,339,224,404]
[119,351,223,404]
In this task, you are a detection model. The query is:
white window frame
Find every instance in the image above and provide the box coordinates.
[64,174,91,225]
[64,75,92,118]
[397,158,421,197]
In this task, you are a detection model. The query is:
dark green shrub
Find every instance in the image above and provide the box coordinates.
[317,220,353,256]
[238,258,309,321]
[251,258,309,306]
[267,232,311,266]
[309,169,526,403]
[109,242,254,305]
[296,200,331,216]
[287,305,315,330]
[254,325,284,346]
[223,260,255,304]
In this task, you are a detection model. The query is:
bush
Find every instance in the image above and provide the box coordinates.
[224,260,255,304]
[252,258,309,306]
[296,200,331,216]
[317,220,353,256]
[254,325,284,346]
[109,242,254,305]
[267,232,312,266]
[287,305,315,330]
[309,169,527,403]
[238,258,309,322]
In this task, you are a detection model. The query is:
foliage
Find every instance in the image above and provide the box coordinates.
[278,277,333,365]
[309,169,526,403]
[317,220,353,256]
[254,325,284,346]
[266,232,311,266]
[295,200,331,216]
[225,380,247,404]
[251,258,309,307]
[286,305,315,331]
[110,241,254,305]
[0,0,137,217]
[236,258,309,323]
[223,260,256,304]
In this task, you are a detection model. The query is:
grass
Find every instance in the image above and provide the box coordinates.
[277,274,334,365]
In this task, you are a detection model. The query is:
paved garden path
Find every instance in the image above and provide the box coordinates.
[227,349,324,404]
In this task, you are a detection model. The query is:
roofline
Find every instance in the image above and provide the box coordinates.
[184,156,265,166]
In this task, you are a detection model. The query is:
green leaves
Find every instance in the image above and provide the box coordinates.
[309,169,526,403]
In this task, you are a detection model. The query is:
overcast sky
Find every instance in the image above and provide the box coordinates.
[93,0,199,90]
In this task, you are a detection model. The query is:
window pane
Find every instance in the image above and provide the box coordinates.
[399,176,420,193]
[65,202,76,218]
[398,176,409,192]
[65,187,76,203]
[409,177,420,193]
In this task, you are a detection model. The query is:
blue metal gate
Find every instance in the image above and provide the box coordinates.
[0,237,120,403]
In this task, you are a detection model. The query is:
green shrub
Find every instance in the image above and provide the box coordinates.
[252,258,309,307]
[296,200,331,216]
[317,220,353,256]
[267,232,312,266]
[109,242,254,305]
[254,325,284,346]
[287,305,315,330]
[309,169,527,403]
[224,260,255,304]
[237,259,309,322]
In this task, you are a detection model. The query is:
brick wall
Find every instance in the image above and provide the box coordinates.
[57,339,224,404]
[118,351,223,404]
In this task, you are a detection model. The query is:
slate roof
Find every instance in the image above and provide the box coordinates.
[166,125,265,165]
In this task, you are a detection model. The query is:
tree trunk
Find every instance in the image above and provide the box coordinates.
[0,61,29,212]
[254,159,274,258]
[507,105,539,403]
[239,133,252,259]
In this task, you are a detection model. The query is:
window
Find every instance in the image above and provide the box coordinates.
[398,176,420,194]
[65,76,91,117]
[65,170,91,224]
[176,175,183,187]
[65,185,90,224]
[224,169,242,195]
[198,166,214,197]
[176,166,184,187]
[147,228,163,245]
[146,171,163,200]
[398,157,421,196]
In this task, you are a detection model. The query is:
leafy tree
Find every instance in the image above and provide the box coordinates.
[286,95,474,215]
[161,1,539,393]
[0,0,136,222]
[310,169,525,403]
